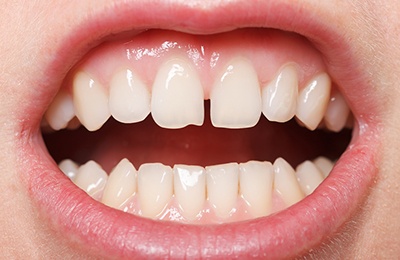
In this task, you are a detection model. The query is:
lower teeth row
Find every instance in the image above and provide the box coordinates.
[59,156,334,223]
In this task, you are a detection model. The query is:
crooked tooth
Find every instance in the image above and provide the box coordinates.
[273,158,304,207]
[313,156,334,177]
[101,159,137,210]
[73,161,108,200]
[73,71,110,131]
[109,69,150,123]
[45,89,75,130]
[296,73,331,130]
[58,159,79,181]
[173,165,206,220]
[324,90,350,132]
[210,58,261,128]
[296,161,324,195]
[239,161,274,218]
[262,64,298,122]
[206,163,239,218]
[138,163,173,218]
[151,58,204,128]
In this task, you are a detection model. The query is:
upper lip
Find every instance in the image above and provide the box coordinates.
[19,0,381,258]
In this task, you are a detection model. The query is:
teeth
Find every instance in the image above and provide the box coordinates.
[109,69,150,124]
[73,161,108,200]
[273,158,304,207]
[296,73,331,130]
[239,161,274,217]
[173,165,206,220]
[262,64,298,122]
[137,163,173,218]
[324,90,350,132]
[58,159,79,181]
[101,159,137,210]
[210,58,261,128]
[295,160,324,195]
[151,58,204,129]
[73,71,110,131]
[45,89,75,130]
[206,163,239,218]
[313,156,334,177]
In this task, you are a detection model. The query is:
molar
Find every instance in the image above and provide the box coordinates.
[58,159,79,181]
[324,89,350,132]
[313,156,334,177]
[45,89,75,130]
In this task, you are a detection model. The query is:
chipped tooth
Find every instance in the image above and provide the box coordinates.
[239,161,274,218]
[173,164,206,220]
[296,73,331,130]
[313,156,334,177]
[273,158,304,207]
[206,163,239,218]
[73,161,108,200]
[138,163,173,218]
[45,89,75,130]
[59,159,79,181]
[262,64,298,122]
[210,58,261,128]
[109,69,150,124]
[73,71,110,131]
[151,58,204,129]
[324,90,350,132]
[296,161,324,195]
[101,159,137,210]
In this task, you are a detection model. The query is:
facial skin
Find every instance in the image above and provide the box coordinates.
[0,0,399,258]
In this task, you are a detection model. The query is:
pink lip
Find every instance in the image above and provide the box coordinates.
[19,0,380,258]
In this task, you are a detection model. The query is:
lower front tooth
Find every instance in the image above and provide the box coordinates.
[313,156,334,177]
[73,161,108,200]
[295,161,324,195]
[58,159,79,181]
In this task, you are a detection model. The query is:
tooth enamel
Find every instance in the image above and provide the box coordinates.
[73,160,108,200]
[45,89,75,130]
[173,164,206,220]
[138,163,173,218]
[313,156,334,177]
[109,69,150,124]
[101,159,137,210]
[262,64,298,122]
[324,90,350,132]
[210,58,261,128]
[273,158,304,207]
[151,58,204,128]
[58,159,79,181]
[239,161,274,217]
[296,73,331,130]
[206,163,239,218]
[295,161,324,195]
[73,71,110,131]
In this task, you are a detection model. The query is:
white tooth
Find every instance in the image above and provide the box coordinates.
[324,90,350,132]
[296,161,324,196]
[101,159,137,210]
[73,71,110,131]
[73,161,108,200]
[273,158,304,207]
[109,69,150,123]
[313,156,334,178]
[45,89,75,130]
[173,164,206,220]
[151,58,204,129]
[210,58,261,128]
[206,163,239,218]
[239,161,274,218]
[58,159,79,181]
[138,163,173,218]
[296,73,331,130]
[262,64,298,122]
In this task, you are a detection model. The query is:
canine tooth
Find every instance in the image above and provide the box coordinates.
[296,161,324,195]
[73,161,108,199]
[324,90,350,132]
[45,89,75,130]
[151,58,204,129]
[101,159,137,210]
[210,58,261,128]
[58,159,79,180]
[206,163,239,218]
[173,164,206,220]
[262,64,298,122]
[296,73,331,130]
[138,163,173,218]
[313,156,334,177]
[273,158,304,207]
[73,71,110,131]
[109,69,150,123]
[239,161,274,217]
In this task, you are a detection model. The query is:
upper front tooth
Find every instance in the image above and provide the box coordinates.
[295,160,324,195]
[151,57,204,129]
[73,71,110,131]
[324,90,350,132]
[73,160,108,200]
[45,89,75,130]
[109,69,150,124]
[262,64,298,122]
[210,58,262,129]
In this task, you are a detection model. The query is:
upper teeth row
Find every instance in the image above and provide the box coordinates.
[44,56,351,132]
